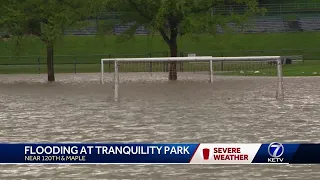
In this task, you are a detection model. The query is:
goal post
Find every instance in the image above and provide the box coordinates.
[100,56,284,102]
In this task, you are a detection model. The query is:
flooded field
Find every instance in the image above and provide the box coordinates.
[0,73,319,179]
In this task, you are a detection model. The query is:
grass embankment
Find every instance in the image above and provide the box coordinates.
[0,32,320,76]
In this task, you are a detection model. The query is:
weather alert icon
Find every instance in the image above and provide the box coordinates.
[202,148,210,160]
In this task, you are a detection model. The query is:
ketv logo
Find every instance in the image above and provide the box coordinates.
[267,142,284,163]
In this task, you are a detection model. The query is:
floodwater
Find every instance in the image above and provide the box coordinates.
[0,73,319,180]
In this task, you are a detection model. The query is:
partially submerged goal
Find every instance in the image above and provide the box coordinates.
[101,56,284,102]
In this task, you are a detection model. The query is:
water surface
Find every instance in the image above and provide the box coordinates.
[0,73,319,179]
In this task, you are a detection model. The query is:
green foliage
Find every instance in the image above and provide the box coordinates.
[0,0,104,81]
[105,0,263,45]
[0,0,102,46]
[258,0,320,4]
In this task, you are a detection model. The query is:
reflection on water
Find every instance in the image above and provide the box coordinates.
[0,73,319,179]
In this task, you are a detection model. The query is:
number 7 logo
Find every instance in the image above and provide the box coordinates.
[268,142,284,158]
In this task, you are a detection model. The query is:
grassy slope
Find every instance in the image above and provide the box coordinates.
[1,32,320,57]
[0,32,320,75]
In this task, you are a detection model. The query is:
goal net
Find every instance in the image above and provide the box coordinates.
[100,56,284,102]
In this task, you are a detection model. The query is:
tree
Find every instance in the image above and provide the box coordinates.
[1,0,103,82]
[106,0,262,80]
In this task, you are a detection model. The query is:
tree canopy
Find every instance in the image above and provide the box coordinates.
[106,0,262,80]
[1,0,263,81]
[1,0,103,81]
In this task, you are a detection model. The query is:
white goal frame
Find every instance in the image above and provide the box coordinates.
[101,56,284,102]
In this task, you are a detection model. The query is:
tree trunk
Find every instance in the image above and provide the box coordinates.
[158,26,178,80]
[46,45,55,82]
[168,40,178,80]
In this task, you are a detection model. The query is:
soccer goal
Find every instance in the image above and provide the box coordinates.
[100,56,284,102]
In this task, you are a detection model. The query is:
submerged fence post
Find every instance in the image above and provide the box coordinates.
[114,60,119,102]
[180,52,184,72]
[108,54,111,73]
[220,52,224,71]
[37,57,40,74]
[165,51,169,72]
[74,56,77,74]
[148,53,152,73]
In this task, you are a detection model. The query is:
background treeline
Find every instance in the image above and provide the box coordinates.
[1,0,318,81]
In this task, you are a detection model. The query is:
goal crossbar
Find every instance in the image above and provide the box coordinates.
[101,56,280,62]
[100,56,284,102]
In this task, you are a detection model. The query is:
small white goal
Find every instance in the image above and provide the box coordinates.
[101,56,284,102]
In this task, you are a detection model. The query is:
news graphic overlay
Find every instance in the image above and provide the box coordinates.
[251,142,320,164]
[0,143,319,164]
[189,144,260,164]
[0,144,197,164]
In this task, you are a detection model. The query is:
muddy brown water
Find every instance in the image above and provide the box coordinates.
[0,73,319,179]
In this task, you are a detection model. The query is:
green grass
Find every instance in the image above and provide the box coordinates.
[282,60,320,76]
[0,32,320,76]
[219,61,320,76]
[1,32,320,58]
